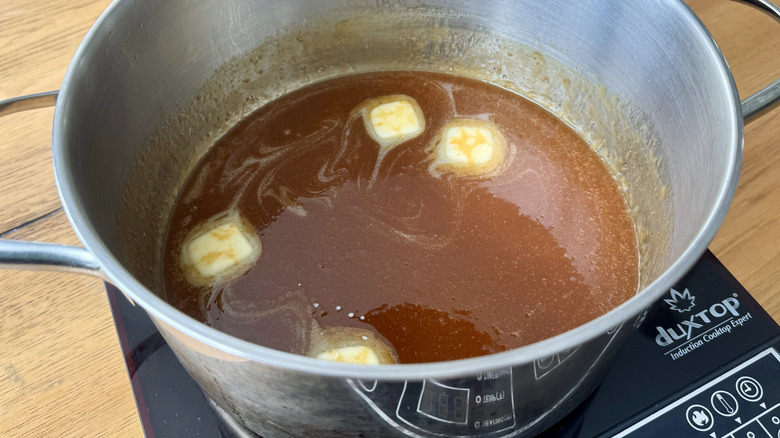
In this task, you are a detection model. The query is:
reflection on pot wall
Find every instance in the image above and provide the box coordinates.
[156,314,629,438]
[349,325,626,437]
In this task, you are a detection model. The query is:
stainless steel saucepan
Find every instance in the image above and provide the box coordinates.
[2,0,779,436]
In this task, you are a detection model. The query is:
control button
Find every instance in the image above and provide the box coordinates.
[686,404,714,432]
[735,376,763,402]
[710,390,738,417]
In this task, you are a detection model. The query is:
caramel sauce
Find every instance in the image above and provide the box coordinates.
[162,71,639,363]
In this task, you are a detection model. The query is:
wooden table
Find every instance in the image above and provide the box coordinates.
[1,1,778,436]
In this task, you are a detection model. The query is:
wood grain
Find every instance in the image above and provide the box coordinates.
[0,0,110,99]
[0,1,778,437]
[0,109,60,233]
[0,0,113,233]
[688,0,780,320]
[0,212,142,437]
[0,1,140,437]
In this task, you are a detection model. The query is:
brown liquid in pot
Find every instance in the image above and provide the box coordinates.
[162,71,639,363]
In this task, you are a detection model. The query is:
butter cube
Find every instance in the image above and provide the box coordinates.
[443,125,496,164]
[180,213,261,286]
[187,223,253,277]
[359,95,425,151]
[369,100,422,139]
[316,346,381,365]
[429,119,507,177]
[308,326,398,365]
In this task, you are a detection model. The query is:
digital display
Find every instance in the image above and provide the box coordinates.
[418,381,469,424]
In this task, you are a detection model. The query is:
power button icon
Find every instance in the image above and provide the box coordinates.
[735,376,763,402]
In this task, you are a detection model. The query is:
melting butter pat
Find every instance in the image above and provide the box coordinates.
[430,119,507,177]
[369,100,422,139]
[317,346,381,365]
[359,95,425,151]
[308,326,398,365]
[180,213,261,286]
[187,223,253,277]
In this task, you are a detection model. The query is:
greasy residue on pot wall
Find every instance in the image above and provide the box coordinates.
[117,5,671,302]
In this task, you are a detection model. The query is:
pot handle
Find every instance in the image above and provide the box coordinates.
[0,91,58,117]
[729,0,780,122]
[0,91,106,279]
[0,240,104,278]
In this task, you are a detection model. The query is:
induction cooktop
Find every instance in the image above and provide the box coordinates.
[107,250,780,437]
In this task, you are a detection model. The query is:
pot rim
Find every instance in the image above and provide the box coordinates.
[51,0,743,380]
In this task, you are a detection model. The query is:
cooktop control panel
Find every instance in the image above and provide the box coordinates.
[615,347,780,438]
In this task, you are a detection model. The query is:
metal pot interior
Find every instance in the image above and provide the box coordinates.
[56,0,739,366]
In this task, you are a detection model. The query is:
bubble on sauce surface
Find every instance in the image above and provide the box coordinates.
[308,325,398,365]
[428,118,508,178]
[179,210,261,287]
